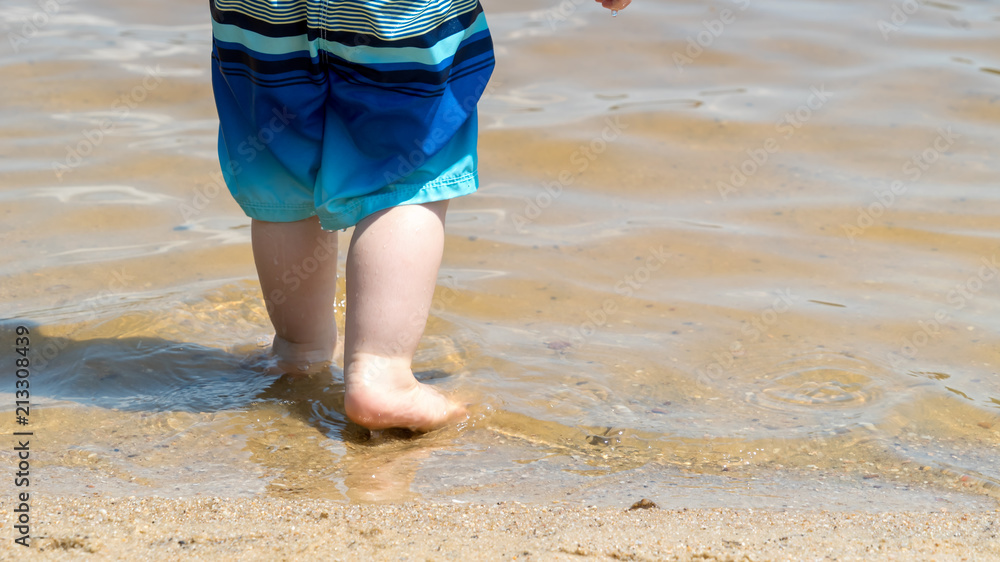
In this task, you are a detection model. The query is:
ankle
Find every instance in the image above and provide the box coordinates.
[344,353,415,390]
[272,335,335,374]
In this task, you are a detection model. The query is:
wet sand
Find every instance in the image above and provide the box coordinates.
[4,496,998,560]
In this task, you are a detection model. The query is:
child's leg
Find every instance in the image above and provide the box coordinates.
[251,216,339,373]
[343,200,466,432]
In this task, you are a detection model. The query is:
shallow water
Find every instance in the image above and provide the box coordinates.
[1,0,999,510]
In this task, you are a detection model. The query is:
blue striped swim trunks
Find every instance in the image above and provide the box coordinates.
[210,0,495,230]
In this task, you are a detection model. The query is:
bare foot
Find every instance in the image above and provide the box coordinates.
[344,355,467,432]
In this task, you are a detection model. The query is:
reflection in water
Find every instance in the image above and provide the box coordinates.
[1,0,999,510]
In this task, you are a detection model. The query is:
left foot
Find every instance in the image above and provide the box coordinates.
[271,334,340,375]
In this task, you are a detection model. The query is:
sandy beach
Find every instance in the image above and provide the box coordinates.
[3,0,1000,558]
[3,496,997,560]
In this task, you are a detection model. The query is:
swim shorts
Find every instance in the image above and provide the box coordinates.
[210,0,495,230]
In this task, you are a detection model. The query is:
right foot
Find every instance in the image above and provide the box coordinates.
[344,357,466,432]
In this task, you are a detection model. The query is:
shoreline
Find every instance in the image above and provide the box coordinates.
[5,496,998,560]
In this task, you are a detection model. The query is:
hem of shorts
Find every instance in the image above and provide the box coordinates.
[317,171,479,231]
[234,202,317,224]
[231,171,478,230]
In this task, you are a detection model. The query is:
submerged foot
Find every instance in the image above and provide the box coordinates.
[270,334,341,376]
[344,356,467,432]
